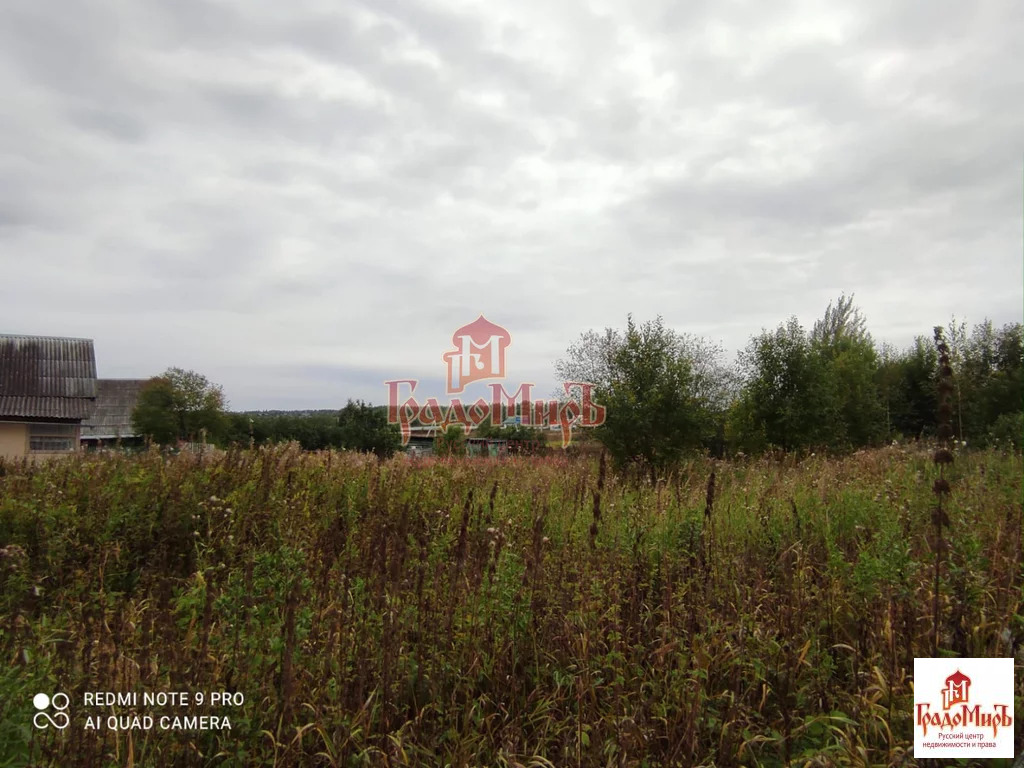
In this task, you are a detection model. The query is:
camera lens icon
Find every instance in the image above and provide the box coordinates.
[33,692,70,730]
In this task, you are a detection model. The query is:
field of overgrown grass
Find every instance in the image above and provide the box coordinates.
[0,444,1020,767]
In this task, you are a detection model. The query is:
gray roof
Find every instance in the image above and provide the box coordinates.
[0,334,98,420]
[81,379,147,439]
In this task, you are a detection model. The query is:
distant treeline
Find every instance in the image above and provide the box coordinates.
[224,411,351,450]
[726,316,1022,454]
[555,299,1022,469]
[222,405,548,456]
[223,404,403,453]
[213,304,1021,461]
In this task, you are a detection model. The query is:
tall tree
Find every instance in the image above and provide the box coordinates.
[337,400,402,458]
[810,295,884,448]
[557,318,732,460]
[876,336,938,441]
[955,320,1023,443]
[561,316,713,478]
[811,293,869,348]
[731,317,836,452]
[554,327,621,394]
[732,295,886,453]
[132,368,227,445]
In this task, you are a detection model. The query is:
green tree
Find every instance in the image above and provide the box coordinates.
[337,400,401,458]
[989,411,1023,450]
[810,293,869,348]
[876,336,938,440]
[131,377,178,445]
[132,368,227,445]
[554,327,621,394]
[557,317,731,462]
[731,317,835,453]
[731,295,886,454]
[956,320,1023,443]
[582,316,711,479]
[862,318,1020,446]
[224,411,356,450]
[811,295,885,448]
[435,425,467,457]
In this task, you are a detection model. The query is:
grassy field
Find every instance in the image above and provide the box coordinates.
[0,444,1020,767]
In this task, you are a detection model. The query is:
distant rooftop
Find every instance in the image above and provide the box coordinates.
[81,379,147,439]
[0,334,97,420]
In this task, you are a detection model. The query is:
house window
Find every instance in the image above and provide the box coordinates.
[29,424,77,452]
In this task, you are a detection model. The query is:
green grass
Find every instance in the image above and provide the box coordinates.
[0,443,1020,766]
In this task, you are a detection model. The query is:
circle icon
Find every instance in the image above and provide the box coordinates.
[32,692,70,730]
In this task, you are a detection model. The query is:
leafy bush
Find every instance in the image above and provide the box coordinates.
[434,424,467,457]
[988,410,1023,450]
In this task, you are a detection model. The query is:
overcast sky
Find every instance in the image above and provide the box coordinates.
[1,0,1021,410]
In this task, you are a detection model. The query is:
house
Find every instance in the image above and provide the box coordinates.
[80,378,147,448]
[0,334,98,460]
[406,434,436,456]
[403,426,511,458]
[466,437,508,457]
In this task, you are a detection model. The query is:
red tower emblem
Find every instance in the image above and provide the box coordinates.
[942,670,971,710]
[442,315,512,394]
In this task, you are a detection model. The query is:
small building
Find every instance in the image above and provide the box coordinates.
[0,334,98,460]
[406,434,436,456]
[466,437,508,457]
[404,427,509,457]
[80,378,147,449]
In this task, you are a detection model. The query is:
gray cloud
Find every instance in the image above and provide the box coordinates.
[0,0,1020,409]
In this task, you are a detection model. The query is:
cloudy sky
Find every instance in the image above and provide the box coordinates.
[1,0,1021,410]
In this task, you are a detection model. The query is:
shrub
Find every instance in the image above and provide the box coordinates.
[988,410,1023,450]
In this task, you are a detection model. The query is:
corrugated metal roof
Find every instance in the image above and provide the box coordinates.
[0,334,98,419]
[80,378,146,439]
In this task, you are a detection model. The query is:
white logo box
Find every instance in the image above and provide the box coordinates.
[913,657,1015,759]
